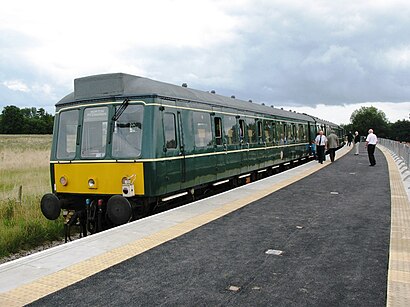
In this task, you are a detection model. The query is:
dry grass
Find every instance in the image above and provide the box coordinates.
[0,135,63,258]
[0,135,51,199]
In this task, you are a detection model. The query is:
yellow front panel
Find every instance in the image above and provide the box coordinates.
[53,162,144,195]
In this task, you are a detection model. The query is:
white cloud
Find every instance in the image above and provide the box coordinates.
[384,46,410,69]
[3,80,30,92]
[2,0,241,84]
[278,102,410,125]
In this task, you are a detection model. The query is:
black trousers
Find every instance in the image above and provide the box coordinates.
[317,145,325,163]
[328,148,336,162]
[367,144,376,165]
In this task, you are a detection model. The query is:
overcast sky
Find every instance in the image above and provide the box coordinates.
[1,0,410,125]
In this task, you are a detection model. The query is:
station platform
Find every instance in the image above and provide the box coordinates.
[0,144,409,306]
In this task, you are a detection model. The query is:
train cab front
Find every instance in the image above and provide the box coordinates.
[41,101,146,230]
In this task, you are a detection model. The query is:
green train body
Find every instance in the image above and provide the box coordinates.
[41,73,344,233]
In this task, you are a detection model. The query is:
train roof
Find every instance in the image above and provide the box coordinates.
[56,73,336,124]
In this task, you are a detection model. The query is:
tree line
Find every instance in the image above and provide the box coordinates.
[343,106,410,142]
[0,105,408,142]
[0,105,54,134]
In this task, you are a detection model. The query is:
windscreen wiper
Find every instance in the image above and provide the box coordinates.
[109,98,129,145]
[112,98,129,121]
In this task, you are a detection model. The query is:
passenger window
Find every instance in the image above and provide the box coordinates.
[164,113,177,149]
[272,123,276,144]
[239,119,246,143]
[282,123,287,144]
[298,124,305,142]
[214,117,222,146]
[264,121,273,144]
[246,118,256,144]
[289,124,296,143]
[276,122,283,144]
[223,116,238,145]
[193,112,212,147]
[257,120,263,143]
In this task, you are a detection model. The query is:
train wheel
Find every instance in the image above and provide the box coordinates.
[132,199,149,220]
[231,177,238,188]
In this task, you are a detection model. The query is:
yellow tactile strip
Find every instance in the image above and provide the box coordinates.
[0,148,351,306]
[381,146,410,307]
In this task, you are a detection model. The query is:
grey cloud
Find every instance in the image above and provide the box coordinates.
[2,1,410,114]
[210,2,410,106]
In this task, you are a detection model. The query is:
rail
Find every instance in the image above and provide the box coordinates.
[378,138,410,171]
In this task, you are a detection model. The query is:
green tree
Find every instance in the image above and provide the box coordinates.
[0,106,54,134]
[0,105,24,134]
[350,106,390,138]
[390,120,410,142]
[341,123,353,135]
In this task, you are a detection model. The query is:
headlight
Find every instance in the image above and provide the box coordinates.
[60,176,68,186]
[88,178,95,188]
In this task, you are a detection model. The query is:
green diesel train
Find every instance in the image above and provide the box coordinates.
[41,73,343,234]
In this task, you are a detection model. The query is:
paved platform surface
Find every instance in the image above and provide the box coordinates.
[1,144,409,306]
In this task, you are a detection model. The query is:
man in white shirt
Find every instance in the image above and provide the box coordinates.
[365,129,378,166]
[315,130,327,164]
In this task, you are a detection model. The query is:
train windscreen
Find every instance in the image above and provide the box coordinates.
[81,107,109,158]
[111,105,143,158]
[56,109,79,160]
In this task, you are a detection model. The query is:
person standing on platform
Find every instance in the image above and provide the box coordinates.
[354,131,360,155]
[315,130,327,164]
[365,129,378,166]
[347,131,353,146]
[326,130,339,162]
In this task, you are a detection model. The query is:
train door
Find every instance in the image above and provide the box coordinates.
[263,120,274,168]
[213,115,226,180]
[247,118,258,169]
[177,111,186,183]
[256,119,264,168]
[223,115,239,177]
[307,122,314,143]
[162,111,182,193]
[192,111,216,185]
[239,118,249,173]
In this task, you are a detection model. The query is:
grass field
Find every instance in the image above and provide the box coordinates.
[0,135,63,259]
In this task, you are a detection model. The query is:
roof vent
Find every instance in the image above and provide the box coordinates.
[211,90,216,94]
[182,83,188,87]
[231,95,235,99]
